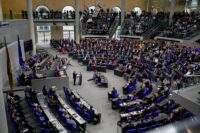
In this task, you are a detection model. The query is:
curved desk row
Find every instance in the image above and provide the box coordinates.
[55,92,87,131]
[64,87,101,124]
[37,93,68,133]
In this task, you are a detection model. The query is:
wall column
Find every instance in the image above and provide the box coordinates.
[0,0,3,20]
[160,0,163,11]
[169,0,176,25]
[121,0,126,25]
[0,62,8,133]
[27,0,36,55]
[75,0,80,44]
[34,25,38,43]
[147,0,150,12]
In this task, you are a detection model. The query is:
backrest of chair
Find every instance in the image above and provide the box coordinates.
[127,128,136,133]
[127,108,134,113]
[183,112,191,118]
[138,127,148,132]
[154,110,160,117]
[150,124,158,129]
[84,112,92,121]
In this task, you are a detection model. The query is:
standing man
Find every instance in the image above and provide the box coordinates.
[73,71,77,85]
[79,72,82,85]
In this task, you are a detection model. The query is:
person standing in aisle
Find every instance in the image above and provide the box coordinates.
[73,71,77,85]
[79,72,82,85]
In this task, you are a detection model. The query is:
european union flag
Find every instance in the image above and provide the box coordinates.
[18,35,24,67]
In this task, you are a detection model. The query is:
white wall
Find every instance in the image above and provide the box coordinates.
[0,66,8,133]
[0,40,24,133]
[0,19,30,43]
[0,40,25,86]
[0,20,28,133]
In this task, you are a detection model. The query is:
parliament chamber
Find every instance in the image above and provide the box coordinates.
[0,0,200,133]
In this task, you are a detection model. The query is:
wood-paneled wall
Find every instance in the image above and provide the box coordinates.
[2,0,196,18]
[2,0,148,16]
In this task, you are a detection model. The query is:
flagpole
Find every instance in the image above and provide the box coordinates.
[4,36,14,93]
[17,35,24,71]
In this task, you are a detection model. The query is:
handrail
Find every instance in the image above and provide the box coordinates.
[185,75,200,77]
[108,16,119,37]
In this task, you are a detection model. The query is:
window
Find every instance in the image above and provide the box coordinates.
[112,6,121,13]
[132,7,142,16]
[62,6,75,13]
[36,5,49,12]
[89,6,96,14]
[36,25,51,43]
[62,6,75,19]
[35,5,49,19]
[63,26,74,41]
[191,0,198,9]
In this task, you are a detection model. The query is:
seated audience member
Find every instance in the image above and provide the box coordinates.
[112,87,117,95]
[7,92,33,133]
[49,95,59,108]
[42,85,48,96]
[88,71,98,81]
[19,72,25,83]
[54,67,61,77]
[62,111,70,119]
[88,106,95,117]
[48,87,56,96]
[111,87,119,98]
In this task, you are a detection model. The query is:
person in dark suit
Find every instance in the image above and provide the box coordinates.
[42,85,47,96]
[19,72,25,84]
[88,106,95,117]
[73,71,77,85]
[112,87,117,96]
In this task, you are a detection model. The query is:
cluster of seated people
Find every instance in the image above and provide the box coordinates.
[108,79,193,132]
[51,38,200,89]
[118,98,193,133]
[122,11,166,36]
[162,11,200,39]
[114,42,200,89]
[81,7,118,35]
[50,39,75,54]
[21,10,75,19]
[17,52,50,85]
[7,92,33,133]
[24,87,61,133]
[26,52,49,69]
[54,58,68,77]
[49,40,199,133]
[63,87,101,124]
[110,76,169,110]
[88,71,108,88]
[43,87,84,131]
[103,43,198,133]
[51,38,146,70]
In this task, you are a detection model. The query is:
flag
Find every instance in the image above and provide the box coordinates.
[17,35,24,68]
[4,37,14,92]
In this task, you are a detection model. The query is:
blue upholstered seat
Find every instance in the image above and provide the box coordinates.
[127,128,136,133]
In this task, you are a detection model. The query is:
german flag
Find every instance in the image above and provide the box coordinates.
[4,37,13,92]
